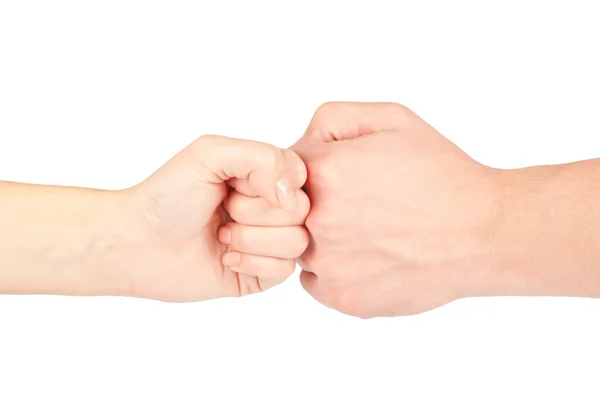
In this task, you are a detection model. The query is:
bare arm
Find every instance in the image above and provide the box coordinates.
[290,101,600,318]
[0,134,308,302]
[0,182,129,296]
[474,159,600,299]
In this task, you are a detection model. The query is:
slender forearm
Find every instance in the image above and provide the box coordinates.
[0,181,130,296]
[476,159,600,298]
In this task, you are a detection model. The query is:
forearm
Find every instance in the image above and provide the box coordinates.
[0,181,130,296]
[476,159,600,298]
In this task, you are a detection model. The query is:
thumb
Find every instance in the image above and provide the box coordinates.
[188,135,297,211]
[227,148,307,199]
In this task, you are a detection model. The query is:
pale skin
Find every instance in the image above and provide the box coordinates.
[278,102,600,318]
[0,135,310,301]
[3,104,600,318]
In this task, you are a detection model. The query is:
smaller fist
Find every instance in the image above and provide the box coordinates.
[119,136,309,302]
[220,149,311,294]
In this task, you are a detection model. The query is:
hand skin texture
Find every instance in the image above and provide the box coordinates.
[291,102,600,318]
[0,135,309,302]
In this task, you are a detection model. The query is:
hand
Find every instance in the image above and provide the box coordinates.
[291,102,500,318]
[119,135,308,302]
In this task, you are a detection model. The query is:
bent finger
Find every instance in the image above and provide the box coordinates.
[224,189,310,227]
[218,223,309,259]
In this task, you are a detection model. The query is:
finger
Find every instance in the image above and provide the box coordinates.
[299,271,344,313]
[293,102,417,145]
[235,274,262,296]
[218,222,309,259]
[223,251,296,282]
[236,268,295,295]
[258,269,295,292]
[224,189,310,227]
[283,148,308,187]
[299,270,325,301]
[299,270,317,292]
[186,135,297,211]
[226,178,258,198]
[296,252,315,273]
[228,149,307,197]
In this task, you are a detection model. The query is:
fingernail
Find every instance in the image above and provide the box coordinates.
[222,251,241,267]
[218,226,232,245]
[276,178,297,211]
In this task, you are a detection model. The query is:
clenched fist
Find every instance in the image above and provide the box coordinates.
[0,134,310,302]
[123,135,309,301]
[292,102,501,318]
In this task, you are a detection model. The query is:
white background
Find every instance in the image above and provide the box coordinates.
[1,1,599,400]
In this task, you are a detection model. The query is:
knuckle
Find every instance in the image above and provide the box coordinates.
[296,251,312,272]
[229,194,265,225]
[280,259,296,278]
[305,210,341,243]
[304,211,319,235]
[226,193,246,220]
[295,190,311,223]
[260,259,288,282]
[259,144,282,170]
[380,101,410,116]
[194,134,223,149]
[195,133,215,143]
[232,225,251,250]
[290,227,310,257]
[386,102,417,124]
[299,271,318,296]
[313,101,339,119]
[296,238,334,278]
[305,153,341,190]
[316,150,344,177]
[303,253,333,278]
[305,211,325,239]
[188,134,215,155]
[329,287,357,315]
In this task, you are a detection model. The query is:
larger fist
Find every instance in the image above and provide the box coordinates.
[292,102,500,318]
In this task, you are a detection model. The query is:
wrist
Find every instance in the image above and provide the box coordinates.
[28,187,141,298]
[0,183,138,297]
[468,164,591,298]
[461,168,523,298]
[450,167,507,299]
[480,167,557,297]
[77,189,141,297]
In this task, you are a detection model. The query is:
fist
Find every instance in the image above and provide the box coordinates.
[219,174,311,290]
[292,102,500,318]
[121,135,309,302]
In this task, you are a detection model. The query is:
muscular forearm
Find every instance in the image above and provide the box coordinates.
[475,159,600,298]
[0,182,130,296]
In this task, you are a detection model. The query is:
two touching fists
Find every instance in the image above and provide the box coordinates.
[122,102,495,318]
